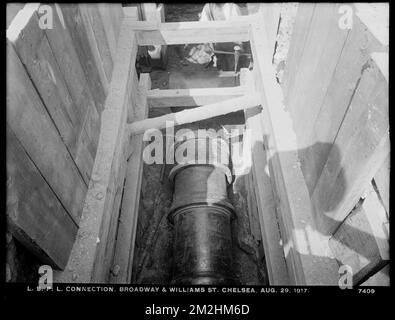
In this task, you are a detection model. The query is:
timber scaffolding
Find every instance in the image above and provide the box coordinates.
[7,3,389,286]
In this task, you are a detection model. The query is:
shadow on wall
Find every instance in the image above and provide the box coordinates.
[208,128,386,284]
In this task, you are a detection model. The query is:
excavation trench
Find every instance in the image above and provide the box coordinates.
[130,46,267,285]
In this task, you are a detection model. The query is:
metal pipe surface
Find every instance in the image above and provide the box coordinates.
[168,136,236,285]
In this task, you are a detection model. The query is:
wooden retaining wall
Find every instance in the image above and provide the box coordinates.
[6,3,123,270]
[282,3,389,285]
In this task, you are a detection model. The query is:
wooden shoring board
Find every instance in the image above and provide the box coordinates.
[7,124,78,269]
[249,19,339,285]
[147,86,247,108]
[139,3,167,64]
[79,4,114,85]
[7,41,86,227]
[7,4,83,178]
[44,4,101,183]
[241,69,290,285]
[373,153,390,215]
[299,7,386,195]
[128,94,260,135]
[124,18,252,45]
[54,22,138,283]
[312,52,389,235]
[329,184,389,285]
[60,4,108,113]
[97,4,120,62]
[110,74,150,283]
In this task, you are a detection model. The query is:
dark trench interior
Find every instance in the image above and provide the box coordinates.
[131,4,268,285]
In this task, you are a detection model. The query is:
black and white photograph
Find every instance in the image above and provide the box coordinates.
[5,1,390,312]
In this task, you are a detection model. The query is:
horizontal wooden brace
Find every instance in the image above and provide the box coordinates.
[124,18,252,45]
[128,94,260,135]
[147,86,247,107]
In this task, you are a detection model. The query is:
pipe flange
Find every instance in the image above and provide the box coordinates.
[168,163,233,185]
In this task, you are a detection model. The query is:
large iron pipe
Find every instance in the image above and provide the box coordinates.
[168,135,236,285]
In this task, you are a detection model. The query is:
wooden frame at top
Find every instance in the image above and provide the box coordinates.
[124,17,252,45]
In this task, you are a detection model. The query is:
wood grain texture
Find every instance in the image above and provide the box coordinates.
[44,4,101,180]
[301,10,386,195]
[129,94,260,135]
[7,125,78,269]
[282,3,315,103]
[169,71,238,89]
[312,53,389,235]
[373,154,390,215]
[355,3,389,47]
[360,264,389,286]
[241,69,289,285]
[127,19,251,45]
[250,20,339,285]
[110,74,151,283]
[6,3,25,29]
[97,4,119,62]
[329,185,389,285]
[77,4,110,93]
[259,3,281,56]
[60,4,107,113]
[292,4,349,150]
[7,41,86,226]
[7,4,79,159]
[80,4,114,83]
[54,24,138,283]
[147,87,246,107]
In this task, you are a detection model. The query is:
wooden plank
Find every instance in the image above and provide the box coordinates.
[73,102,101,183]
[93,100,130,282]
[360,264,389,286]
[128,94,260,135]
[250,20,339,285]
[7,125,78,270]
[45,4,101,185]
[6,3,25,29]
[110,74,150,283]
[54,24,138,283]
[156,4,168,65]
[97,4,119,62]
[287,4,349,148]
[73,127,95,183]
[125,19,251,45]
[7,41,86,226]
[373,154,390,215]
[329,185,389,285]
[355,3,389,47]
[60,4,107,113]
[169,71,238,89]
[123,6,139,20]
[7,4,79,158]
[293,4,350,149]
[147,86,246,107]
[122,20,160,30]
[109,3,124,42]
[80,4,114,83]
[139,3,168,65]
[302,12,386,195]
[259,3,281,56]
[8,4,101,187]
[241,69,289,285]
[362,184,390,256]
[282,3,315,102]
[78,4,110,92]
[312,53,389,235]
[140,3,158,21]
